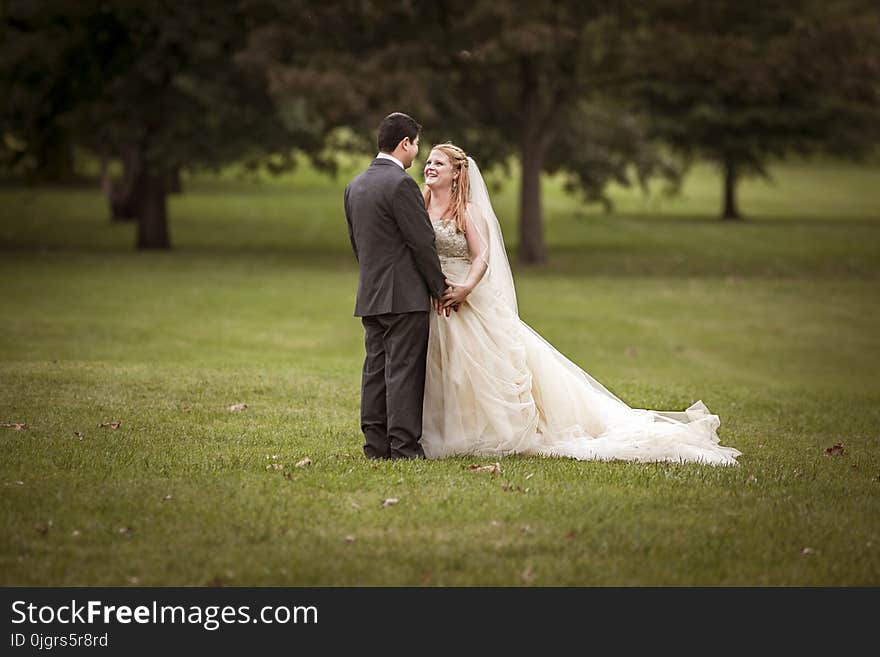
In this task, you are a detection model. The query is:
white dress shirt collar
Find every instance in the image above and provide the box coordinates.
[376,152,405,169]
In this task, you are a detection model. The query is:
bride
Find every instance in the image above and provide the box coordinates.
[419,142,741,465]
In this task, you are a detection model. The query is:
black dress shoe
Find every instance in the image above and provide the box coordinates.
[363,446,391,460]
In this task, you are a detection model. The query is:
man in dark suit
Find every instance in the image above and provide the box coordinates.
[343,112,448,460]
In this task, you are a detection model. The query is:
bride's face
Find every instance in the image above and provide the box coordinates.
[424,149,458,192]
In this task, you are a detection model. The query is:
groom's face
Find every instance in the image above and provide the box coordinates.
[400,135,419,169]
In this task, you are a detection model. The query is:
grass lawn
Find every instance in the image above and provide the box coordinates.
[1,156,878,585]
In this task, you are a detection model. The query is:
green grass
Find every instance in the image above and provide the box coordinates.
[1,156,879,585]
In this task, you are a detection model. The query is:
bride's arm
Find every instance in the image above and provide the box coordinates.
[461,207,489,290]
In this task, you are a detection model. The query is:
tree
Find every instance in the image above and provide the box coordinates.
[0,1,80,183]
[237,1,440,167]
[1,1,325,248]
[417,1,681,263]
[244,1,677,264]
[623,0,880,220]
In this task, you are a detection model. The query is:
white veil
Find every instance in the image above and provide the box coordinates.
[465,156,630,410]
[464,156,518,315]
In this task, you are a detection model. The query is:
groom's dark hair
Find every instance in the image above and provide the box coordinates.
[378,112,421,153]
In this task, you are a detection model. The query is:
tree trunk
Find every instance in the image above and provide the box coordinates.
[518,132,547,264]
[517,60,549,265]
[722,158,741,220]
[167,166,182,194]
[104,145,141,222]
[136,169,171,249]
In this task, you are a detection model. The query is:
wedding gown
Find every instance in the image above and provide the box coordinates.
[420,161,741,466]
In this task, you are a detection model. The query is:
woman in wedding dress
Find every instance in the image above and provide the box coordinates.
[419,143,741,465]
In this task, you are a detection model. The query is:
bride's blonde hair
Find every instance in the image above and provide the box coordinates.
[422,142,470,234]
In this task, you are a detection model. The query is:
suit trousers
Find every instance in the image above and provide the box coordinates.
[360,311,429,459]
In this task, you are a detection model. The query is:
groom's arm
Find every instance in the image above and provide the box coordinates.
[343,185,358,262]
[391,176,447,299]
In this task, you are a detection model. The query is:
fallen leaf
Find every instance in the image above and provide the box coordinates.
[801,547,815,555]
[520,566,537,584]
[566,531,577,540]
[295,457,312,468]
[74,431,84,439]
[382,498,399,508]
[520,525,533,535]
[489,520,502,528]
[116,526,133,535]
[282,471,292,480]
[468,462,501,475]
[823,442,846,457]
[127,576,141,585]
[99,421,121,429]
[162,495,173,502]
[227,403,248,412]
[351,502,361,510]
[1,422,27,430]
[266,463,284,471]
[524,473,534,480]
[35,521,52,536]
[344,535,356,544]
[71,530,81,537]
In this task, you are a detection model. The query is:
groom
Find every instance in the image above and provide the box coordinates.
[343,112,448,460]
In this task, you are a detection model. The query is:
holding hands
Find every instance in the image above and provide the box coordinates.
[435,278,469,317]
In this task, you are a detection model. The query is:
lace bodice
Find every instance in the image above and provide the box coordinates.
[433,219,470,260]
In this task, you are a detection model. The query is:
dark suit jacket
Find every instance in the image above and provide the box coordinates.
[344,158,446,317]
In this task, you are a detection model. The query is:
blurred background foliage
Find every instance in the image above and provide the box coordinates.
[1,0,878,260]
